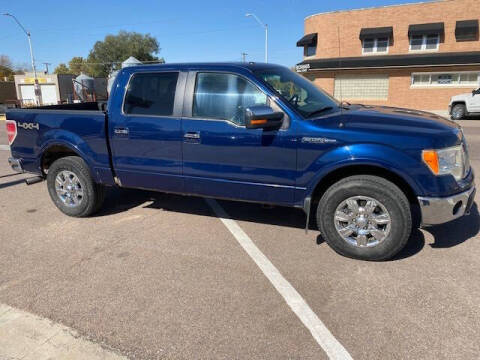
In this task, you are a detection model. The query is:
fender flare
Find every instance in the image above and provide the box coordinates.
[302,144,425,201]
[38,131,98,180]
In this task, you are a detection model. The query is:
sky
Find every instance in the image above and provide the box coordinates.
[1,0,429,73]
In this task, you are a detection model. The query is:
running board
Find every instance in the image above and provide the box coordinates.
[25,176,44,185]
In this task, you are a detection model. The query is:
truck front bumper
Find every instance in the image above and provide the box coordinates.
[418,186,476,225]
[8,157,23,173]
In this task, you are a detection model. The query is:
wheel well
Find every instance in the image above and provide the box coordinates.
[310,165,418,207]
[41,145,78,174]
[451,101,466,109]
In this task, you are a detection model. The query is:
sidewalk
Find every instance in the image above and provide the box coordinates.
[0,304,126,360]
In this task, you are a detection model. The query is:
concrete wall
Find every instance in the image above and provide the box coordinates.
[14,73,61,105]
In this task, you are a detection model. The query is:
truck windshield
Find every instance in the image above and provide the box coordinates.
[254,68,339,118]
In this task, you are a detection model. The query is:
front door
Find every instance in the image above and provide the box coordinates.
[468,88,480,113]
[181,71,297,205]
[109,71,186,193]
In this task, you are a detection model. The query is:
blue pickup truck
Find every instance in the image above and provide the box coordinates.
[5,62,475,260]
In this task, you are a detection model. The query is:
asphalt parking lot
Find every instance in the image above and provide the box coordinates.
[1,119,480,359]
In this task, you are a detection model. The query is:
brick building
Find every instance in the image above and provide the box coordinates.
[295,0,480,113]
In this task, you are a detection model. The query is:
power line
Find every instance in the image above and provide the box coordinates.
[42,59,165,66]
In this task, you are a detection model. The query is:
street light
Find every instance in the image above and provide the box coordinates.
[246,13,268,63]
[3,13,41,105]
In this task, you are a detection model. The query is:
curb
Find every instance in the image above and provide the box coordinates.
[0,303,127,360]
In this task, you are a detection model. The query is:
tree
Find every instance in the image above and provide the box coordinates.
[53,57,89,76]
[87,31,163,77]
[0,55,14,81]
[54,63,70,75]
[68,57,88,75]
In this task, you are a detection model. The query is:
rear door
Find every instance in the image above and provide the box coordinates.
[181,71,297,205]
[109,70,187,193]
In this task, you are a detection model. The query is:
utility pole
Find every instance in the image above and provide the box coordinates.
[241,52,248,62]
[246,13,268,63]
[3,13,42,105]
[43,62,51,74]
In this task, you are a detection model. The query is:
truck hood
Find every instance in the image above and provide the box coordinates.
[310,105,462,150]
[342,105,458,131]
[450,93,469,104]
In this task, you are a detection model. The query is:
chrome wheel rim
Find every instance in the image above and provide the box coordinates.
[55,170,84,208]
[334,196,391,248]
[452,107,463,119]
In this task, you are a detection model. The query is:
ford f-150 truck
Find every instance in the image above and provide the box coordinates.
[6,62,475,261]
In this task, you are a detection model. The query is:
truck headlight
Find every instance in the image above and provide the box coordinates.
[422,145,468,181]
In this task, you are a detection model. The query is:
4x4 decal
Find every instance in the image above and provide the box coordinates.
[17,122,39,130]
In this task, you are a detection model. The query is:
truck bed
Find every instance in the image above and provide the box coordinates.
[28,101,107,112]
[6,103,113,185]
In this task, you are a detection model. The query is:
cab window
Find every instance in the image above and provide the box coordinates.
[192,72,268,126]
[254,67,338,118]
[124,72,179,116]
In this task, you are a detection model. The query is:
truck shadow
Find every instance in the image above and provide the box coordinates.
[97,187,306,228]
[96,188,479,259]
[0,178,26,190]
[422,203,480,248]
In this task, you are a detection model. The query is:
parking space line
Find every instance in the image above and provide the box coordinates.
[0,145,10,151]
[205,198,353,360]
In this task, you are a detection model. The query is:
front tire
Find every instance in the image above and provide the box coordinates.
[317,175,412,261]
[451,104,466,120]
[47,156,105,217]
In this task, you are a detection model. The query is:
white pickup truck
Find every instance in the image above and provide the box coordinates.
[449,88,480,120]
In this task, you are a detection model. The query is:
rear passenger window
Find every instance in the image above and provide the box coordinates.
[193,72,268,125]
[124,72,178,116]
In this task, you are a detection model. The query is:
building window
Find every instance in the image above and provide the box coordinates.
[334,75,389,100]
[305,45,316,57]
[409,34,440,51]
[411,72,479,87]
[362,37,389,54]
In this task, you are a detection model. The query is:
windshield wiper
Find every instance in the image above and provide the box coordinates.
[305,106,334,118]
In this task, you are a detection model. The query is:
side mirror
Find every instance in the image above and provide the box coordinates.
[245,105,284,129]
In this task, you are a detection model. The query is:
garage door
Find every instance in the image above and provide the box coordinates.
[40,84,58,105]
[19,85,36,106]
[334,75,389,100]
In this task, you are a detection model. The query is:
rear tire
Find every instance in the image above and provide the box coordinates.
[47,156,104,217]
[317,175,411,261]
[451,104,466,120]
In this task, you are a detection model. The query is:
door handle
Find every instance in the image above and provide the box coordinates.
[114,127,129,136]
[184,132,200,140]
